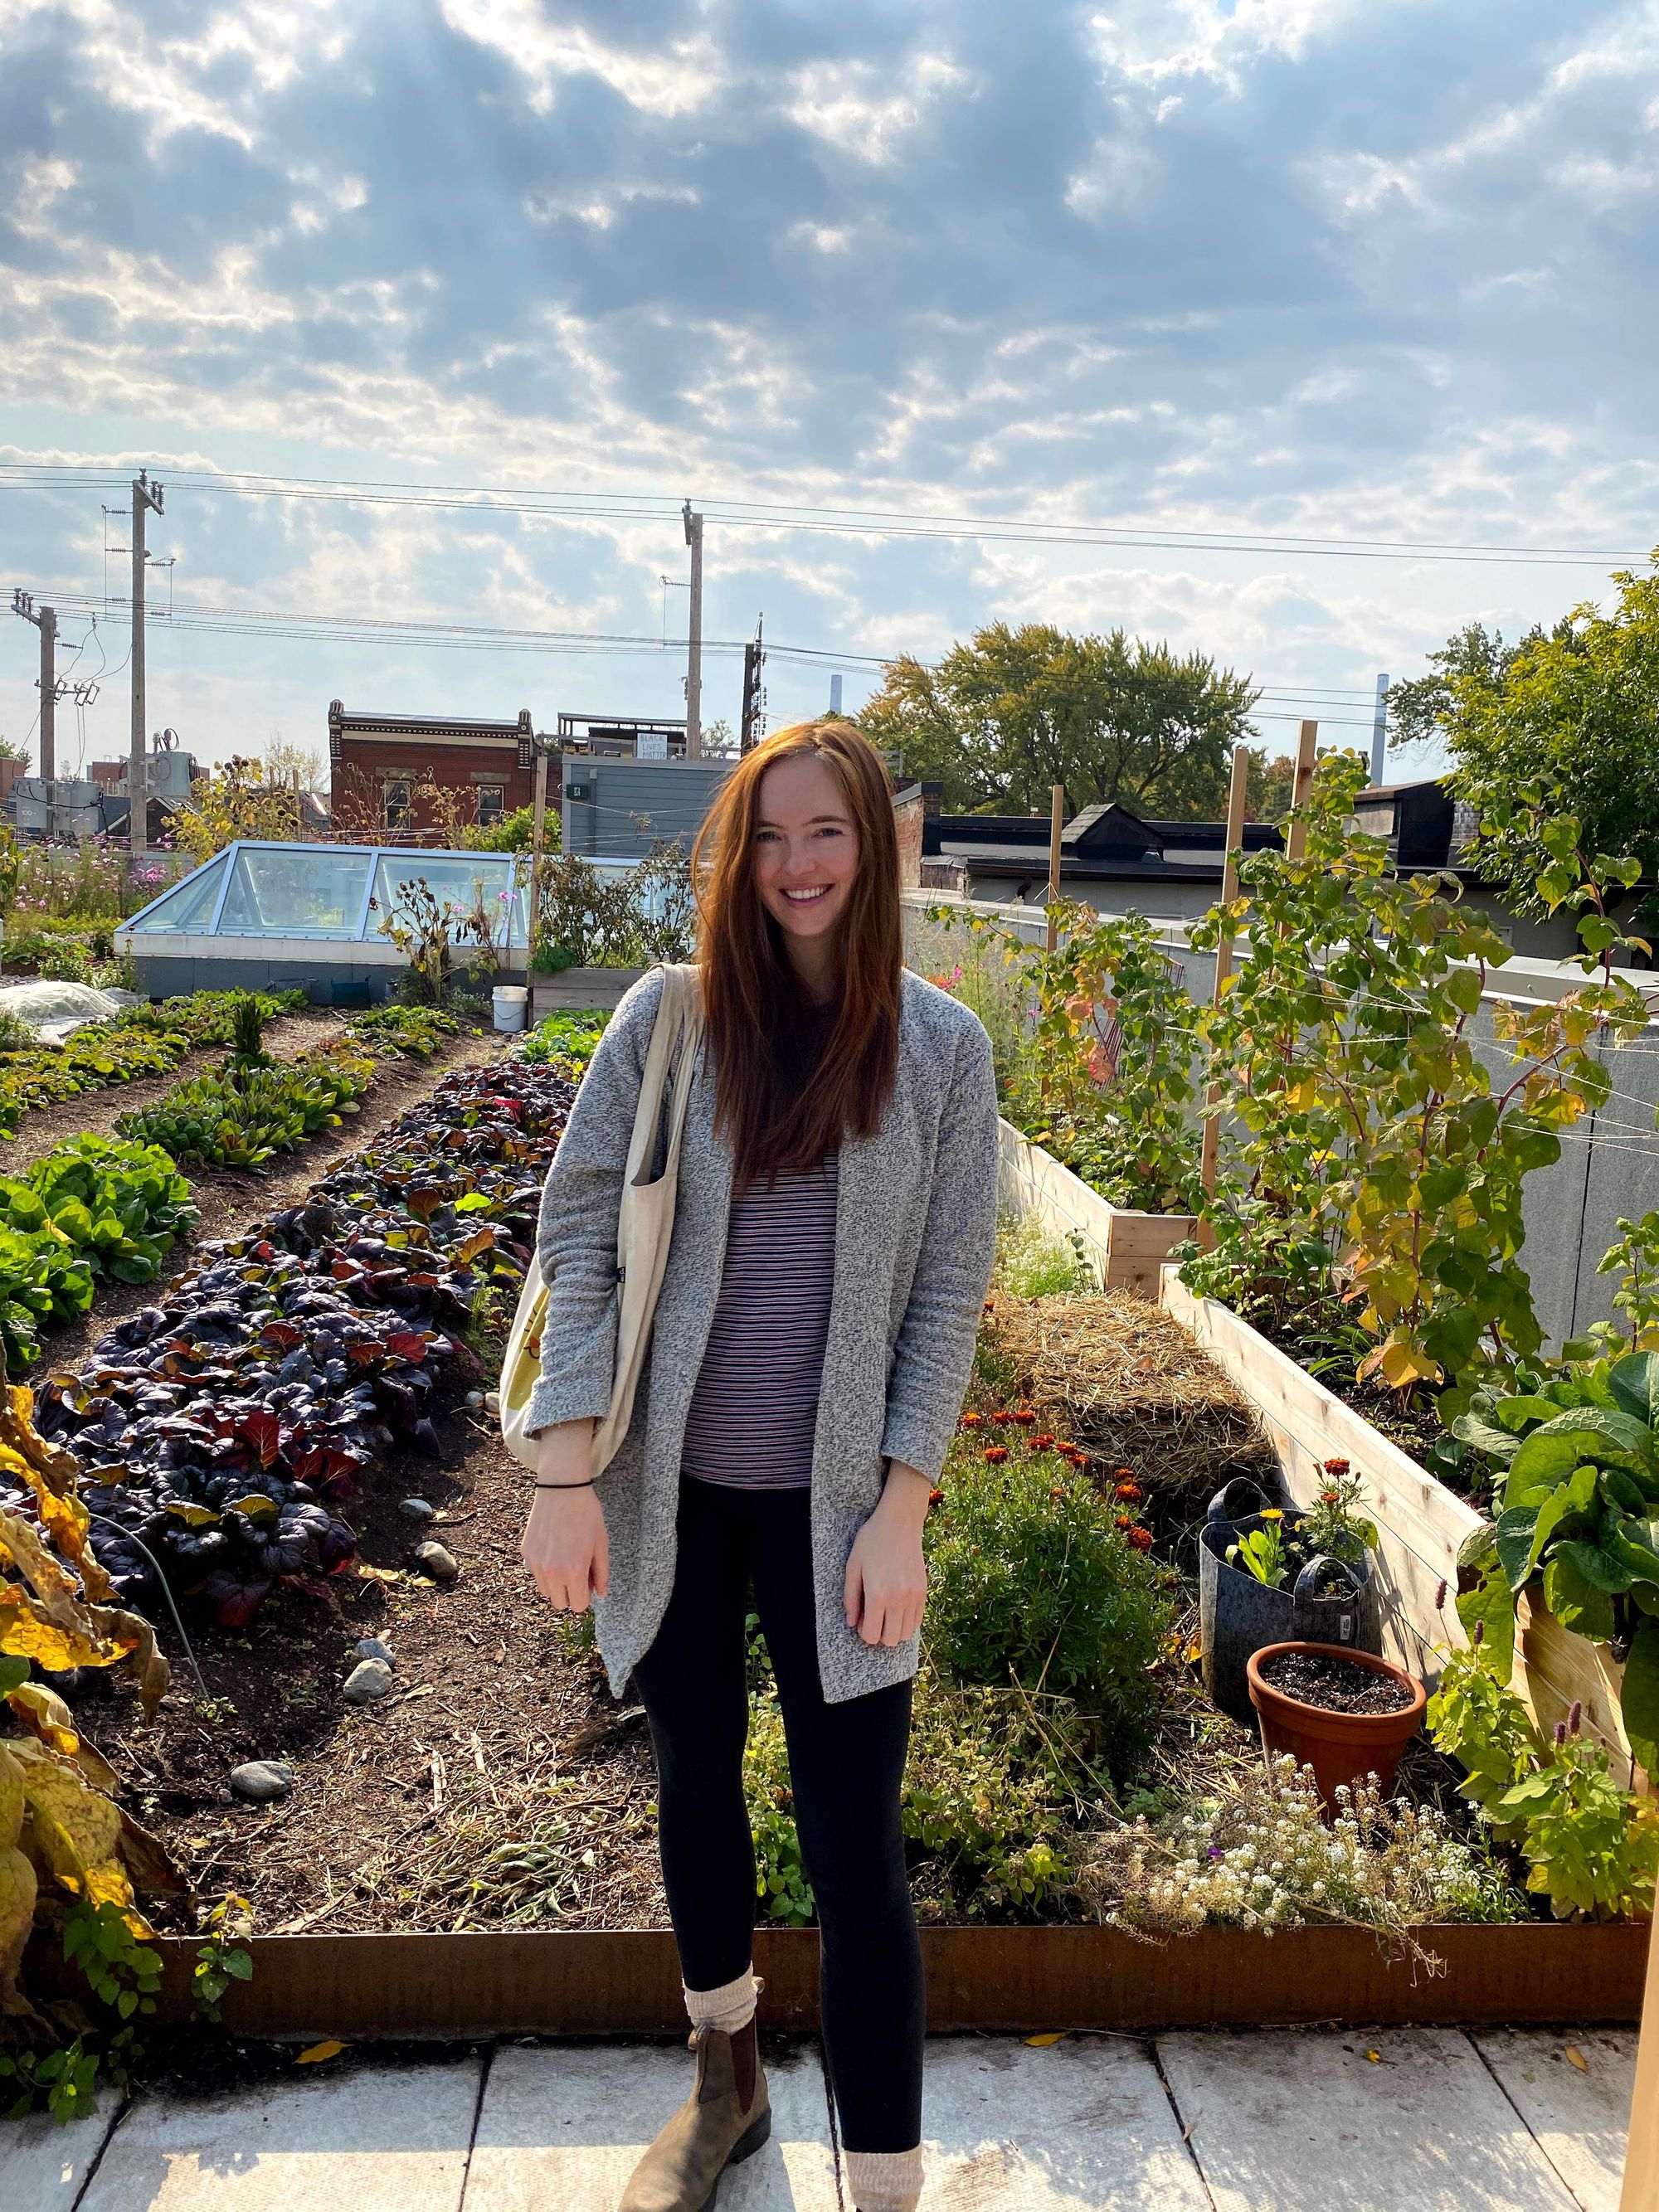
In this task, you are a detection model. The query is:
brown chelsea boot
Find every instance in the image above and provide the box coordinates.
[617,2015,771,2212]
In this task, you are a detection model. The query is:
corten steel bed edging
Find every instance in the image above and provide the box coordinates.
[130,1923,1651,2039]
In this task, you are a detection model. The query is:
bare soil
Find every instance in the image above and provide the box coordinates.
[1259,1648,1415,1716]
[50,1024,669,1937]
[91,1410,669,1935]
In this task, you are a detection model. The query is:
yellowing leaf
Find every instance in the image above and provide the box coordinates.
[0,1743,22,1853]
[0,1586,129,1672]
[1564,2044,1588,2072]
[1024,2032,1066,2046]
[12,1738,150,1935]
[298,2039,346,2064]
[1377,1340,1442,1389]
[0,1841,37,2016]
[0,1508,82,1611]
[7,1680,80,1756]
[1365,2049,1382,2064]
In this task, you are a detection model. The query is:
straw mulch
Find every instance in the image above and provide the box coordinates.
[988,1291,1276,1510]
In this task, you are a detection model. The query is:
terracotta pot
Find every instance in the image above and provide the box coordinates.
[1247,1641,1427,1811]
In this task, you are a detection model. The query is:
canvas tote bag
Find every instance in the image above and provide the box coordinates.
[500,964,703,1475]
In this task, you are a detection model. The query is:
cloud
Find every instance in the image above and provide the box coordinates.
[0,0,1656,766]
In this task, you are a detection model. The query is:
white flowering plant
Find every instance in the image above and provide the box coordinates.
[1078,1757,1519,1946]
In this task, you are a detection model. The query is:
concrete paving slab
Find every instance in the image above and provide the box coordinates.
[1160,2025,1579,2212]
[1473,2029,1637,2212]
[76,2057,483,2212]
[460,2038,839,2211]
[914,2035,1209,2211]
[0,2103,119,2210]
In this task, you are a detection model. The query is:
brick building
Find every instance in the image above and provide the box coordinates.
[327,703,537,843]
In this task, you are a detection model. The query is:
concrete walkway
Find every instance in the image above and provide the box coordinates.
[2,2025,1637,2211]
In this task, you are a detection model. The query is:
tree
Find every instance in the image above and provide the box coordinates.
[859,623,1260,819]
[171,756,303,862]
[262,739,328,794]
[1389,572,1659,913]
[0,737,29,766]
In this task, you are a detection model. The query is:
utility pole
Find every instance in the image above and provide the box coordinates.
[10,589,56,778]
[1370,673,1389,787]
[741,617,766,754]
[682,499,703,761]
[130,469,164,853]
[11,592,56,839]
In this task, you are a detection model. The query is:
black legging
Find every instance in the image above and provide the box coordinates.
[630,1475,924,2154]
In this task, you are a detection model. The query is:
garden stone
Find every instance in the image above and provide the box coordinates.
[229,1760,294,1804]
[484,1390,501,1415]
[398,1497,438,1525]
[343,1657,395,1704]
[466,1390,484,1409]
[414,1540,460,1583]
[353,1637,394,1667]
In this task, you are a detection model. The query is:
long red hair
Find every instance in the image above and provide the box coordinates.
[693,720,902,1183]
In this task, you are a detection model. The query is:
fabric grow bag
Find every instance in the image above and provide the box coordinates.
[1199,1477,1383,1727]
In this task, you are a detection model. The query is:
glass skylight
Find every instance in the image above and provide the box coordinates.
[120,842,530,946]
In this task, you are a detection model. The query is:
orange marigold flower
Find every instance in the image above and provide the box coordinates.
[1115,1512,1136,1530]
[990,1407,1010,1422]
[1322,1457,1350,1475]
[1320,1489,1340,1505]
[960,1412,984,1428]
[928,1487,946,1509]
[985,1446,1010,1464]
[1114,1480,1144,1503]
[1126,1525,1155,1552]
[1049,1486,1066,1500]
[1030,1432,1057,1451]
[1011,1408,1036,1427]
[1113,1466,1135,1480]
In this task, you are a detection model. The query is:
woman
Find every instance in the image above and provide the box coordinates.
[520,719,999,2212]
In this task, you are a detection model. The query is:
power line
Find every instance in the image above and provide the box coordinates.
[6,592,1385,722]
[0,460,1650,570]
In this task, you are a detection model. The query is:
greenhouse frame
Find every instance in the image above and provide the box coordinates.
[114,839,531,1002]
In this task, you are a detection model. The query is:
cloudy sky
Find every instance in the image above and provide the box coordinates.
[2,0,1656,782]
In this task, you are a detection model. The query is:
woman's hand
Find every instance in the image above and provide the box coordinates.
[844,1461,932,1648]
[521,1420,609,1613]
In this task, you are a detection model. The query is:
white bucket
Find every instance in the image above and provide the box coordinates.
[493,985,529,1033]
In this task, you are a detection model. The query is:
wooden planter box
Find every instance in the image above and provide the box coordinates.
[1162,1271,1646,1790]
[127,1922,1649,2038]
[997,1120,1196,1298]
[529,965,646,1016]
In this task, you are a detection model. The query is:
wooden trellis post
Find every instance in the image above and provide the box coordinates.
[1619,1924,1659,2210]
[1046,784,1064,952]
[1198,742,1253,1218]
[1283,717,1320,862]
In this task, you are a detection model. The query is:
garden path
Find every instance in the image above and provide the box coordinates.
[0,2022,1635,2211]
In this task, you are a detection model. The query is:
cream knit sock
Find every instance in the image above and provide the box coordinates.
[682,1966,758,2038]
[844,2145,923,2212]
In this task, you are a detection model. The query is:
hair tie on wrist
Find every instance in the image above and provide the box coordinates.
[535,1478,597,1490]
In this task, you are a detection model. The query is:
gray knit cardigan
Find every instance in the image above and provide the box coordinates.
[527,965,1000,1704]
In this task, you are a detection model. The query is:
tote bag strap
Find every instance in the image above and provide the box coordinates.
[622,965,703,1170]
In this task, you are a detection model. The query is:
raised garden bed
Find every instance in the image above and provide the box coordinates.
[998,1118,1195,1299]
[108,1918,1651,2036]
[529,965,645,1016]
[1161,1270,1645,1790]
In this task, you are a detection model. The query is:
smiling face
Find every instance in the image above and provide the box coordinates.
[752,751,861,984]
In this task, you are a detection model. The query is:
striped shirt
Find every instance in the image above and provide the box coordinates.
[681,999,842,1492]
[680,1152,839,1490]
